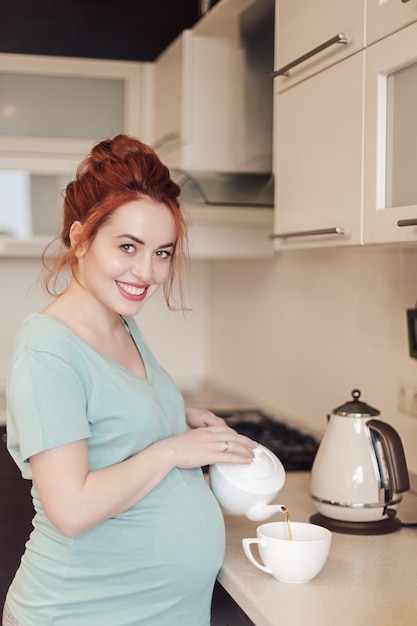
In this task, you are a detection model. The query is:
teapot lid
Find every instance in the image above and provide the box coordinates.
[333,389,380,417]
[213,444,286,495]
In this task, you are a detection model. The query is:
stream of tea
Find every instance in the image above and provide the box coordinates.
[281,506,293,540]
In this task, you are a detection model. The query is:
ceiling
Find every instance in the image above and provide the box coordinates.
[0,1,218,62]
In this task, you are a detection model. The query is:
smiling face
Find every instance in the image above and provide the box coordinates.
[72,198,177,317]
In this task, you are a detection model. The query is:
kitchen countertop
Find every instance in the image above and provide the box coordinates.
[217,472,417,626]
[2,383,417,624]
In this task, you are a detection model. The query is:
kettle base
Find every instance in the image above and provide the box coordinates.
[309,513,402,535]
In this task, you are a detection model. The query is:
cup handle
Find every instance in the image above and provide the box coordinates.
[242,538,272,574]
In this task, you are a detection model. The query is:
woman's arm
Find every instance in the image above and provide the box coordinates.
[30,418,256,538]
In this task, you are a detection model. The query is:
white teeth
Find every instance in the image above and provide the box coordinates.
[117,282,145,296]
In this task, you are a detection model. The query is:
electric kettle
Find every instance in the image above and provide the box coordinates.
[310,389,409,533]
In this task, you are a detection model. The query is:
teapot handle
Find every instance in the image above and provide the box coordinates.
[367,420,410,493]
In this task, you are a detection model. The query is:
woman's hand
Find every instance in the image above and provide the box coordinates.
[169,406,258,469]
[185,406,226,429]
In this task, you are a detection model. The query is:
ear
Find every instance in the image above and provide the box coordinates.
[69,221,86,258]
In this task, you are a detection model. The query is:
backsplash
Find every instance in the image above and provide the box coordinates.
[206,245,417,476]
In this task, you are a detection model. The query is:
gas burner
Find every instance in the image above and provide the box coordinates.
[209,409,320,472]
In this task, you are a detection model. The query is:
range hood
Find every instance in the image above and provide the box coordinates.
[171,169,274,208]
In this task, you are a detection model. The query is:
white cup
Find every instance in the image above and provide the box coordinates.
[242,521,332,584]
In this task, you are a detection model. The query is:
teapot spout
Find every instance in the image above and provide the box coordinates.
[246,504,287,521]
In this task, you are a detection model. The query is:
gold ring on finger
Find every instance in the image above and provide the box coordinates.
[223,441,229,453]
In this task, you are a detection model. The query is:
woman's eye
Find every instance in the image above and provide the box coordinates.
[155,249,172,259]
[120,244,136,254]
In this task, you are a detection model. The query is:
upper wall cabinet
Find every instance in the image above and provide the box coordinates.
[151,28,240,171]
[0,54,143,255]
[366,0,417,46]
[363,20,417,244]
[274,0,365,92]
[272,52,364,249]
[151,0,274,173]
[0,54,143,159]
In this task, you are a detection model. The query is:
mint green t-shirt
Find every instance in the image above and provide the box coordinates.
[5,314,225,626]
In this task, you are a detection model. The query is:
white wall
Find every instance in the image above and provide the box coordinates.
[138,260,210,390]
[0,258,51,377]
[206,245,417,475]
[0,258,210,390]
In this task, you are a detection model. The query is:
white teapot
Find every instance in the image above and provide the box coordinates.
[209,444,286,521]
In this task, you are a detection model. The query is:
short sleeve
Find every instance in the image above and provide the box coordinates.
[7,349,91,476]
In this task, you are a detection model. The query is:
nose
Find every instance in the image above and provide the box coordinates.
[131,252,153,282]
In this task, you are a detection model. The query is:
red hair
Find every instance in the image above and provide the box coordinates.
[42,135,189,310]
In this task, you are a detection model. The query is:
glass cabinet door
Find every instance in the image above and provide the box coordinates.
[385,61,417,209]
[363,20,417,244]
[0,167,72,241]
[0,73,125,140]
[0,54,142,156]
[0,54,142,255]
[0,153,79,254]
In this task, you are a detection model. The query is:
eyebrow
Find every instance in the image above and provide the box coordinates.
[117,234,175,248]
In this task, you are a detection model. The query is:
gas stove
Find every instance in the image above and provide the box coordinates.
[208,408,320,472]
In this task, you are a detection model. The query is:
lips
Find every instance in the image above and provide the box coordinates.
[116,280,148,301]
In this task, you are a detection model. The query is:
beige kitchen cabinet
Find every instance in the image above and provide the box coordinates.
[0,53,143,159]
[274,0,365,92]
[149,0,275,260]
[363,20,417,244]
[151,0,274,173]
[366,0,417,46]
[0,53,145,256]
[150,32,185,165]
[151,3,244,171]
[272,52,364,249]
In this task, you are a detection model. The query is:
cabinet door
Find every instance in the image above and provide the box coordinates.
[151,32,188,161]
[180,32,239,171]
[274,0,365,92]
[0,54,142,158]
[366,0,417,46]
[273,52,363,249]
[152,0,273,173]
[363,21,417,244]
[151,28,239,171]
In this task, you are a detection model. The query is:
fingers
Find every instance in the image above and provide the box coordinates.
[185,407,224,429]
[170,422,258,469]
[213,429,258,464]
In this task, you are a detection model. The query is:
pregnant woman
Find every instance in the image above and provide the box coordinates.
[2,134,256,626]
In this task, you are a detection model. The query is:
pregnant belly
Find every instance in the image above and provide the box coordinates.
[9,469,225,625]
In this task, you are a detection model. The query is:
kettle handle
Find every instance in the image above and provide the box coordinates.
[367,420,410,493]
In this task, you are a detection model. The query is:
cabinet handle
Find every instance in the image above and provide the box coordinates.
[401,0,411,4]
[272,33,348,78]
[269,227,345,240]
[397,218,417,227]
